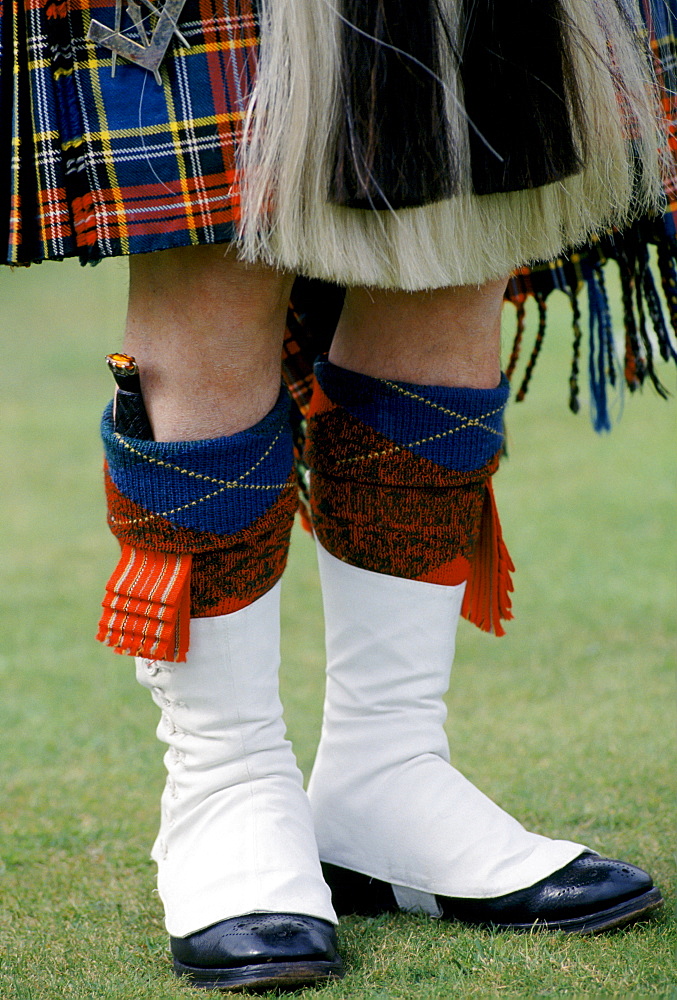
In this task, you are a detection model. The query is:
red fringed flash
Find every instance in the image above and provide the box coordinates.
[97,544,192,662]
[461,480,514,636]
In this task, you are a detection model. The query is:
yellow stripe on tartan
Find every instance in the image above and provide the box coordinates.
[77,112,244,142]
[162,61,200,242]
[27,56,51,72]
[171,37,256,56]
[82,10,131,255]
[31,129,61,142]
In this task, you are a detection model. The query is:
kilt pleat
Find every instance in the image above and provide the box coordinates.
[2,0,257,265]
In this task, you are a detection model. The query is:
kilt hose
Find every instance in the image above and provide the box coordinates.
[97,385,341,964]
[306,359,514,635]
[98,388,297,661]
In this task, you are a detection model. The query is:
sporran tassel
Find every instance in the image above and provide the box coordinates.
[330,0,454,208]
[568,290,584,415]
[635,245,671,397]
[516,294,548,403]
[656,238,677,335]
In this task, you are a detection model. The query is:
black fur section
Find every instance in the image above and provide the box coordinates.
[329,0,590,208]
[460,0,585,194]
[329,0,455,209]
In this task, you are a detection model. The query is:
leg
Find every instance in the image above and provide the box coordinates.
[305,279,662,931]
[100,245,341,989]
[124,243,294,439]
[329,279,504,388]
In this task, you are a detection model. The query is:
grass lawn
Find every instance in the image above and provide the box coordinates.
[0,259,675,998]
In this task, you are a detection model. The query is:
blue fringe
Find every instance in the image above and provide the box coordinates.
[587,267,619,433]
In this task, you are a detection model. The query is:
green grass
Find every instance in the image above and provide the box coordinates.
[0,259,675,998]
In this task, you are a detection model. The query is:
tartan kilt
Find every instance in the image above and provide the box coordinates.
[0,0,673,289]
[1,0,257,265]
[2,0,675,426]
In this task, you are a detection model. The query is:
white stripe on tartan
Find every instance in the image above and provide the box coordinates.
[174,46,215,239]
[95,190,239,221]
[27,8,68,258]
[72,27,121,258]
[65,132,238,164]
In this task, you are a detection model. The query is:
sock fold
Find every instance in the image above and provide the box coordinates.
[306,360,513,634]
[98,389,297,661]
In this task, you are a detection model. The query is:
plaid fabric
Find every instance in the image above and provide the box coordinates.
[491,2,677,427]
[2,0,257,264]
[645,0,677,237]
[4,0,674,272]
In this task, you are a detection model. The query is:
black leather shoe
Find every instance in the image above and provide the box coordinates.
[170,912,344,991]
[322,853,663,933]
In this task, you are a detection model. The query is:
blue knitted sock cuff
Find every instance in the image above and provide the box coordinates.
[313,359,509,472]
[101,387,294,540]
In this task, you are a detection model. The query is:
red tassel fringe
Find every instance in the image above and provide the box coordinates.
[96,545,192,662]
[461,481,514,636]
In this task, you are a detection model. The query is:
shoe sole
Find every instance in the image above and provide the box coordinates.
[481,887,664,934]
[173,957,344,991]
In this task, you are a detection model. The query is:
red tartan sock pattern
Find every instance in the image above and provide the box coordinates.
[306,380,514,635]
[98,469,297,661]
[103,465,298,618]
[98,388,298,661]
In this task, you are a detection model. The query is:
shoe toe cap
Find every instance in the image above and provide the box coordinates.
[441,853,657,926]
[170,913,339,970]
[533,854,654,912]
